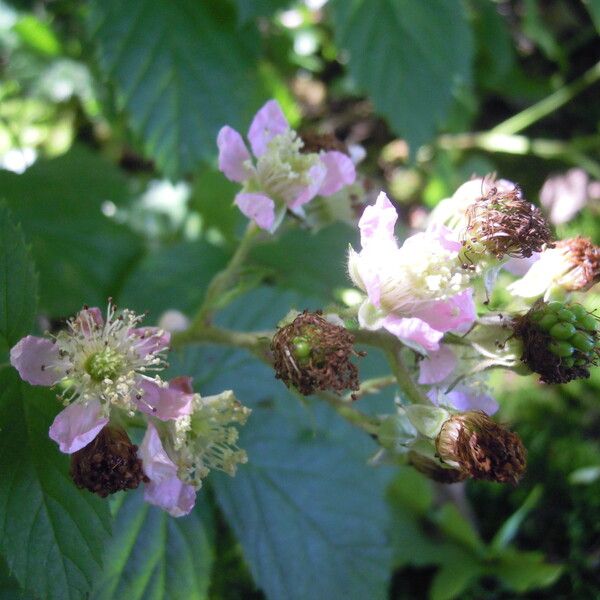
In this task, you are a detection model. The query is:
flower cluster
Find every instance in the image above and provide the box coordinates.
[10,302,250,517]
[217,100,356,232]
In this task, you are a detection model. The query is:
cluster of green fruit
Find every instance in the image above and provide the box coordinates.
[530,302,598,368]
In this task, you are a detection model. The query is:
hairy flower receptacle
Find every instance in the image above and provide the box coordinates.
[84,348,126,382]
[271,311,364,396]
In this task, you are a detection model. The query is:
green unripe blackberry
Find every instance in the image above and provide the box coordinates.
[513,300,599,384]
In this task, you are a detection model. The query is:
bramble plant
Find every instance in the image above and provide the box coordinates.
[1,2,600,600]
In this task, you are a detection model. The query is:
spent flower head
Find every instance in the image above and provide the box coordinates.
[217,99,355,232]
[271,310,364,396]
[436,411,526,484]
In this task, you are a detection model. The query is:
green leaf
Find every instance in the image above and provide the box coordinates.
[88,0,263,177]
[429,560,481,600]
[0,204,37,356]
[119,240,228,322]
[330,0,473,151]
[433,504,484,554]
[90,491,213,600]
[251,223,356,302]
[170,287,394,600]
[489,549,563,593]
[0,555,36,600]
[0,146,143,317]
[0,369,112,600]
[582,0,600,32]
[234,0,292,23]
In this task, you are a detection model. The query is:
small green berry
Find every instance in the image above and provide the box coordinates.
[556,308,576,323]
[562,357,575,368]
[574,358,588,367]
[570,304,588,320]
[538,313,558,331]
[577,314,597,332]
[547,301,563,312]
[292,337,311,359]
[570,332,595,353]
[549,322,576,340]
[548,341,574,357]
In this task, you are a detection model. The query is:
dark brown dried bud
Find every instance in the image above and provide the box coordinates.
[436,411,526,484]
[554,237,600,292]
[271,311,364,396]
[300,131,347,154]
[463,183,554,260]
[70,426,148,497]
[408,451,467,484]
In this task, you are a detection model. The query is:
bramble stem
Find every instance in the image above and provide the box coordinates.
[490,60,600,135]
[187,222,261,330]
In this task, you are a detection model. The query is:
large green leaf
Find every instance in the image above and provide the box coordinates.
[251,223,356,302]
[118,240,228,321]
[88,0,263,177]
[330,0,473,151]
[90,491,213,600]
[0,204,37,359]
[0,146,143,317]
[234,0,292,23]
[169,288,395,600]
[0,369,112,600]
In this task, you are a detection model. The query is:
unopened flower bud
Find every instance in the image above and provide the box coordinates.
[70,426,148,497]
[462,183,553,261]
[436,411,526,484]
[271,310,364,396]
[513,300,599,384]
[408,450,467,483]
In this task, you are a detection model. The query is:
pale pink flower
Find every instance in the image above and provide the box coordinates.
[135,377,195,421]
[10,302,170,454]
[217,100,355,231]
[348,192,476,351]
[139,423,196,517]
[419,345,499,415]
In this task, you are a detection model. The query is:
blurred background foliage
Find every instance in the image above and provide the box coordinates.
[0,0,599,598]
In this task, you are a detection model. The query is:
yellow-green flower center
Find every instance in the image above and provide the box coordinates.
[84,348,125,382]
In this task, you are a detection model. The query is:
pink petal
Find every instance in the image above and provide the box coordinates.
[135,377,194,421]
[10,336,63,386]
[130,327,170,357]
[418,345,457,384]
[359,192,398,249]
[413,289,476,332]
[139,423,196,517]
[381,316,443,352]
[168,376,194,394]
[217,126,251,183]
[235,192,276,231]
[288,162,327,210]
[426,223,462,253]
[74,307,104,336]
[48,399,109,454]
[144,477,196,518]
[247,100,289,157]
[318,151,356,196]
[503,252,541,276]
[447,387,499,415]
